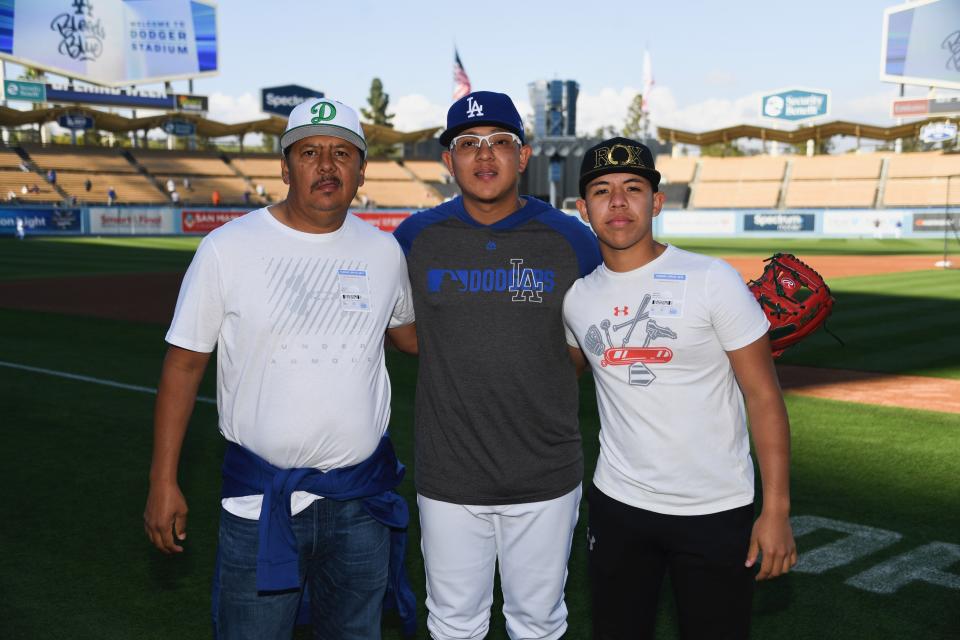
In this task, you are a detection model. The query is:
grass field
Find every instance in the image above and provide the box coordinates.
[1,235,958,639]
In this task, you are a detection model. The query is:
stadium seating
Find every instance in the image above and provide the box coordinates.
[358,180,441,208]
[0,169,58,202]
[784,179,878,208]
[654,156,697,183]
[0,148,27,170]
[698,156,787,182]
[789,154,883,180]
[4,144,959,210]
[56,172,169,205]
[886,152,960,179]
[691,181,782,209]
[404,160,451,183]
[131,150,234,176]
[883,177,960,207]
[26,145,137,173]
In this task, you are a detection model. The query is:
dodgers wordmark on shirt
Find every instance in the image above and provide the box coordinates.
[563,245,769,516]
[166,209,414,519]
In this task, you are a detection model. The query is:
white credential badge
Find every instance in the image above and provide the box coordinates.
[650,273,686,318]
[338,269,372,312]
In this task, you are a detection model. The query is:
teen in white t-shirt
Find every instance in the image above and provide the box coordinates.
[563,137,797,640]
[564,244,769,516]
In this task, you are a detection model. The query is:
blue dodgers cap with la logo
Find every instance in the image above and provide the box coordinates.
[439,91,525,147]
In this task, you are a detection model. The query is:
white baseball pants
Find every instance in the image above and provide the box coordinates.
[417,485,581,640]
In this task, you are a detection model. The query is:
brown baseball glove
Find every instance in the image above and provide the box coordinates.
[748,253,837,358]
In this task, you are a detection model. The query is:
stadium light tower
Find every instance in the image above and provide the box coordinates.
[940,174,960,269]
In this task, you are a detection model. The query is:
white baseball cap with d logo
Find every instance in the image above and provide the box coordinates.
[280,98,367,157]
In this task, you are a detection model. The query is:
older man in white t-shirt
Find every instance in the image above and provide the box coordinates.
[144,98,418,639]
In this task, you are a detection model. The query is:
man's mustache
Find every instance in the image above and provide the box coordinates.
[310,175,342,190]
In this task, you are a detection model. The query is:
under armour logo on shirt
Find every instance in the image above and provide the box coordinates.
[588,531,596,551]
[614,306,629,316]
[466,96,484,118]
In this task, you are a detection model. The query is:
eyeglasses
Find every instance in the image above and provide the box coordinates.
[449,132,522,155]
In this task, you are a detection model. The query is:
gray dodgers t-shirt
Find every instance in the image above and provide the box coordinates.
[395,196,601,505]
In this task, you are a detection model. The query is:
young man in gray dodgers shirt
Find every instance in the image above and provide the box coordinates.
[394,91,601,640]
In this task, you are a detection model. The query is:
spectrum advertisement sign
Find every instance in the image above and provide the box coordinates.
[744,212,816,233]
[0,0,218,87]
[0,207,81,234]
[181,209,247,234]
[261,84,325,117]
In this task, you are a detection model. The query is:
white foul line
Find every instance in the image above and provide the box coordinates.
[0,360,216,404]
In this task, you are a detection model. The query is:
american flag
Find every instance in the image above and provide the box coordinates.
[642,49,654,112]
[453,49,472,100]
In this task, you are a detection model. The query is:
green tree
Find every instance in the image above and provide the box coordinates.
[593,125,619,138]
[260,133,278,153]
[361,78,396,158]
[361,78,395,127]
[622,94,647,140]
[700,142,745,157]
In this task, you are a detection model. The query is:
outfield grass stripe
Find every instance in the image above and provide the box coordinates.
[0,360,215,404]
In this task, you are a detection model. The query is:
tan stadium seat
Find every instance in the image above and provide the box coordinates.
[698,156,786,182]
[160,176,253,205]
[883,177,960,207]
[784,180,878,208]
[405,161,450,183]
[886,152,960,179]
[358,180,441,208]
[0,148,28,170]
[27,146,137,173]
[790,155,883,180]
[691,181,781,209]
[0,169,58,202]
[55,172,167,204]
[132,151,233,176]
[364,161,410,180]
[229,156,281,179]
[654,156,697,183]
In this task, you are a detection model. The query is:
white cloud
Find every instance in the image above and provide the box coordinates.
[704,70,738,88]
[575,87,640,136]
[392,94,446,132]
[834,92,896,125]
[652,88,766,132]
[207,91,262,124]
[573,85,765,137]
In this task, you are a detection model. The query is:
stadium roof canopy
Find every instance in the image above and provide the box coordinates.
[657,118,953,146]
[0,106,440,145]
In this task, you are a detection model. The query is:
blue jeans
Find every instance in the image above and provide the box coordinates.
[213,498,390,640]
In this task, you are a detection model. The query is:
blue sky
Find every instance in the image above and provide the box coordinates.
[187,0,950,136]
[6,0,953,139]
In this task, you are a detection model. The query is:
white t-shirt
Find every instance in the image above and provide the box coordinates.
[166,208,414,519]
[563,244,769,515]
